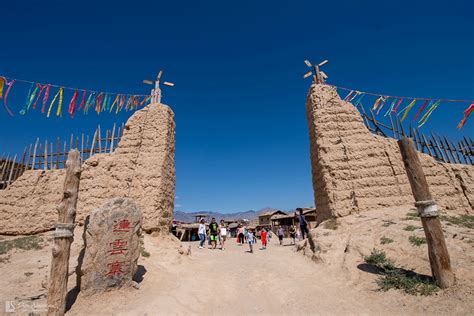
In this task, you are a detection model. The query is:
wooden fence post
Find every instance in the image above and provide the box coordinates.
[47,149,82,316]
[397,137,455,288]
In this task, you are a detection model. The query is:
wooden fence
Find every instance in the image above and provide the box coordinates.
[359,107,473,165]
[0,123,125,189]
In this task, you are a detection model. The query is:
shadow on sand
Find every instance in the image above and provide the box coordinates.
[357,263,433,281]
[133,265,147,283]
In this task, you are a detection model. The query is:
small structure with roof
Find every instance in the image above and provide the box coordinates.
[258,210,287,226]
[194,213,208,223]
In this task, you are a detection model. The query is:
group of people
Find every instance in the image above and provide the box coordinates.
[196,209,310,254]
[275,209,310,245]
[236,223,270,253]
[198,218,228,250]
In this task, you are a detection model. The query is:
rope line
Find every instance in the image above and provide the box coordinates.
[2,75,149,97]
[325,83,473,104]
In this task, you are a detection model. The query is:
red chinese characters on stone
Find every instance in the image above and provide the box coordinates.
[106,261,126,277]
[108,239,128,256]
[113,219,131,232]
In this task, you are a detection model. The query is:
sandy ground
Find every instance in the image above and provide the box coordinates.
[1,207,473,315]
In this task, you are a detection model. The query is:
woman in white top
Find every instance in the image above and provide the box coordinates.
[219,220,227,250]
[198,219,206,249]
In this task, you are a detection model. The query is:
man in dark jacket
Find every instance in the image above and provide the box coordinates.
[297,208,309,240]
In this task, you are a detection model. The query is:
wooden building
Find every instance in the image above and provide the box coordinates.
[270,207,317,236]
[258,210,287,226]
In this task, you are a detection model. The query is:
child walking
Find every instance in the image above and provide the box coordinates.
[260,229,267,249]
[247,229,256,253]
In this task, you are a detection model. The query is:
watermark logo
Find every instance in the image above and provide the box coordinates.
[5,301,15,313]
[4,300,48,313]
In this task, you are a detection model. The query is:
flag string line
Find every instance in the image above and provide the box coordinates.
[2,75,150,97]
[324,83,474,104]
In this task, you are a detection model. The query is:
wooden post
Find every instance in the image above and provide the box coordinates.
[31,138,39,170]
[44,141,48,170]
[85,135,89,160]
[46,150,82,316]
[431,133,448,163]
[56,138,61,169]
[50,143,54,169]
[0,154,10,183]
[38,144,43,169]
[0,154,6,185]
[422,134,434,158]
[81,133,84,162]
[397,137,455,288]
[458,141,472,164]
[97,125,102,153]
[389,114,396,138]
[90,129,97,157]
[442,136,458,164]
[25,144,32,172]
[463,137,473,156]
[110,123,116,153]
[105,130,109,153]
[13,146,27,181]
[7,154,17,187]
[63,142,67,169]
[359,105,370,129]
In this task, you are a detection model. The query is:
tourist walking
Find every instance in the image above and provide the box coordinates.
[209,218,219,249]
[289,225,296,245]
[171,220,178,237]
[219,220,227,250]
[198,218,206,249]
[260,228,267,249]
[266,228,271,244]
[296,228,301,241]
[237,224,245,245]
[247,229,256,253]
[297,208,309,240]
[277,226,285,245]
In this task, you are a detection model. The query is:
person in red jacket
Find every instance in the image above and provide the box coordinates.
[260,229,267,250]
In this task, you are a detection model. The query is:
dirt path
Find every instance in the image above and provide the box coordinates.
[2,210,473,315]
[68,236,394,315]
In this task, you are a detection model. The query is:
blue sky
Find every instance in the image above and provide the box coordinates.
[0,0,473,213]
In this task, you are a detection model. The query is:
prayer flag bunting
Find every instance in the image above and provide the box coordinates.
[3,79,15,116]
[0,77,5,99]
[457,103,474,129]
[0,75,152,119]
[418,100,441,127]
[413,100,431,122]
[400,99,417,122]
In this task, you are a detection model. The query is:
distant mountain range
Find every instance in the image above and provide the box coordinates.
[174,207,278,223]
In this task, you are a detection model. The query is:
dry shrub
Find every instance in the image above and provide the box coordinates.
[364,249,439,296]
[409,235,426,247]
[380,236,394,245]
[0,236,43,255]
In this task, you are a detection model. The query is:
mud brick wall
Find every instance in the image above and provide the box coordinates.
[0,103,175,235]
[306,84,473,223]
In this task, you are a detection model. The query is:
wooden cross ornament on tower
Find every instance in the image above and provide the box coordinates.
[143,70,175,104]
[303,59,329,84]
